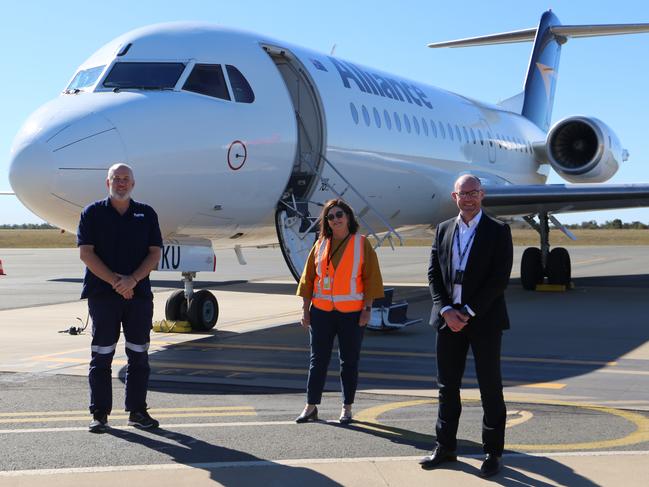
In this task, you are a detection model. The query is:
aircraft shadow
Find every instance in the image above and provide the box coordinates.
[116,273,649,399]
[106,427,344,486]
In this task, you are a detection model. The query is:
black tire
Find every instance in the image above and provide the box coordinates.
[521,247,543,290]
[187,290,219,331]
[547,247,571,285]
[165,290,186,321]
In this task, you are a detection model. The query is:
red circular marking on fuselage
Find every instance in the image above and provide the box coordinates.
[227,140,247,170]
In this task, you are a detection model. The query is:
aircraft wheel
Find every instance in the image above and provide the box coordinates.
[165,290,187,321]
[187,290,219,331]
[547,247,571,285]
[521,247,543,290]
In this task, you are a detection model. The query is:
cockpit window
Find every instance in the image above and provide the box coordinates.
[102,62,185,89]
[226,65,255,103]
[182,64,231,100]
[66,65,106,91]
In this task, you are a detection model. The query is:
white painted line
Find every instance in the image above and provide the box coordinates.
[2,451,649,476]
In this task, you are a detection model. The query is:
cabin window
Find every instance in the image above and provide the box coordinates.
[421,118,429,136]
[103,62,185,89]
[430,120,438,138]
[383,110,392,130]
[455,125,462,142]
[470,127,477,145]
[226,65,255,103]
[183,64,230,100]
[447,123,454,141]
[394,112,402,132]
[373,107,382,128]
[350,103,359,124]
[67,65,105,91]
[403,114,411,133]
[362,105,371,126]
[413,116,420,135]
[438,121,445,139]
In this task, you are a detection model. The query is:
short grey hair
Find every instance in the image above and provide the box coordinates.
[107,163,134,180]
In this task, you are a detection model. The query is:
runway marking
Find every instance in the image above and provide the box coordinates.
[354,398,649,451]
[0,406,255,424]
[27,356,565,389]
[5,451,649,476]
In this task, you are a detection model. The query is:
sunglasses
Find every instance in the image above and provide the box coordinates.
[326,210,345,221]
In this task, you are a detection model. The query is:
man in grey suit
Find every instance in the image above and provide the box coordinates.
[420,174,513,478]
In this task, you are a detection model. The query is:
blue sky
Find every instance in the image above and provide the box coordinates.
[1,0,648,224]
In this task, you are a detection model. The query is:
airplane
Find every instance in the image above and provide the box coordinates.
[7,10,649,331]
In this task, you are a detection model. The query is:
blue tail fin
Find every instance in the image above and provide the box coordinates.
[521,11,563,132]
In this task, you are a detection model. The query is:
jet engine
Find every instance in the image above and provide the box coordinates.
[544,116,626,183]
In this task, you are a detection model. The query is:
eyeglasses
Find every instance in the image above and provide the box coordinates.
[455,190,481,199]
[326,210,345,221]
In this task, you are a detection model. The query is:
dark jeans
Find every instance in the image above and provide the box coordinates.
[306,306,364,405]
[435,327,506,455]
[88,294,153,415]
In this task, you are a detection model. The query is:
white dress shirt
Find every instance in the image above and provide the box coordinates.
[441,210,482,317]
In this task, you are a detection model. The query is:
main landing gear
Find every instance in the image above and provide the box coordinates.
[520,213,573,290]
[164,272,219,330]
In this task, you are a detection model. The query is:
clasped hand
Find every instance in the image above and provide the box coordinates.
[113,274,137,299]
[442,308,470,332]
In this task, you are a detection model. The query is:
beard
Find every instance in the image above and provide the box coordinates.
[109,188,132,201]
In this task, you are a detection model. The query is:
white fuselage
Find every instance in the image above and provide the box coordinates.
[9,22,547,248]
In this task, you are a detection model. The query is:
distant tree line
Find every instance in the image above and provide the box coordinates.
[566,219,648,229]
[0,223,57,229]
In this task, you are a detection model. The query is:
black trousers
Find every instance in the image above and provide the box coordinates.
[435,326,506,455]
[306,306,364,405]
[88,294,153,415]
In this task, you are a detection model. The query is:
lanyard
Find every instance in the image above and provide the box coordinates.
[326,233,350,271]
[454,224,476,270]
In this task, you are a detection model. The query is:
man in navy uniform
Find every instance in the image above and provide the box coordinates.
[420,174,513,478]
[77,163,162,433]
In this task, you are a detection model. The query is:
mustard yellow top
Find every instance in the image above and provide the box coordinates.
[296,235,384,302]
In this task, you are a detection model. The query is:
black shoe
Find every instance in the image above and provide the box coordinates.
[88,412,108,434]
[480,454,502,478]
[419,445,457,470]
[295,406,318,423]
[128,410,159,429]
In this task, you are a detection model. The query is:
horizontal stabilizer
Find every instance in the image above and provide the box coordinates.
[483,183,649,217]
[497,92,524,114]
[428,23,649,48]
[0,191,16,196]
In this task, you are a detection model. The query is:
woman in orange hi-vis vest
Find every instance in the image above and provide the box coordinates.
[295,199,384,424]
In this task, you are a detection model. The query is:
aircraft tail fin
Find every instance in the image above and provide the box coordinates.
[428,11,649,132]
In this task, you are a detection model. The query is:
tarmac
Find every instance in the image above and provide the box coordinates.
[0,246,648,486]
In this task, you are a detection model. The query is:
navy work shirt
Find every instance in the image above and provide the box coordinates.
[77,197,163,299]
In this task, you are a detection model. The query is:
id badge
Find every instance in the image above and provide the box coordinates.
[453,270,464,285]
[323,277,331,290]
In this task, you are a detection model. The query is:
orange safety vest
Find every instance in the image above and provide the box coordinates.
[312,233,365,312]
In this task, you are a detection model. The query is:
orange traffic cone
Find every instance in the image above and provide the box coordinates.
[0,260,5,276]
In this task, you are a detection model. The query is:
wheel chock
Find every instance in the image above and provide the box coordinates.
[534,282,574,292]
[153,320,193,333]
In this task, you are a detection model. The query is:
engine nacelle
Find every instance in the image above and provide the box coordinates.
[545,116,625,183]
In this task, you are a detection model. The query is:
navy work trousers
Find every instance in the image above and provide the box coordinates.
[435,327,506,456]
[88,294,153,415]
[306,306,364,405]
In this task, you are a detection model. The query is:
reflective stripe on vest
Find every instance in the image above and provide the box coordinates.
[312,233,365,312]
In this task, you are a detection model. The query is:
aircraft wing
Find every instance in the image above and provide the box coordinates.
[482,183,649,217]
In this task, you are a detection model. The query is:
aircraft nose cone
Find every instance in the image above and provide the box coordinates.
[9,139,57,222]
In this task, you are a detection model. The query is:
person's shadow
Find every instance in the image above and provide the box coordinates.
[107,426,342,486]
[337,421,599,486]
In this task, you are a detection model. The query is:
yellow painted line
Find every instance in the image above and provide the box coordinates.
[0,406,254,418]
[148,341,615,366]
[29,356,565,389]
[354,398,649,452]
[506,410,533,428]
[0,412,257,424]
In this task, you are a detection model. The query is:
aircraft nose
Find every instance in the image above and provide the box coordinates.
[9,139,57,222]
[9,110,125,229]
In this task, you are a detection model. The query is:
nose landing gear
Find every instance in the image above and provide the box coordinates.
[164,272,219,330]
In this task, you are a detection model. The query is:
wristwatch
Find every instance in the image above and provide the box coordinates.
[364,306,372,312]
